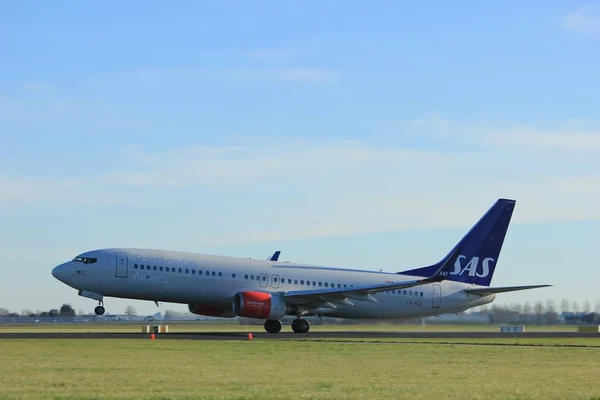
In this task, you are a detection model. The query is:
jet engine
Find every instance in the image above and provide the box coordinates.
[232,291,289,320]
[188,303,235,318]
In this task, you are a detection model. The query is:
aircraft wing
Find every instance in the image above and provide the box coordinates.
[281,248,460,307]
[464,285,552,296]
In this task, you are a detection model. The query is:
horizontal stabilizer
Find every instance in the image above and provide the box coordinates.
[464,285,552,296]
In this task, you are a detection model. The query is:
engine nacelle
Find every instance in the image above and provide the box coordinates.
[233,291,288,320]
[188,303,235,318]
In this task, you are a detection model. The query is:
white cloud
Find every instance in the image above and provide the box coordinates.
[401,114,600,152]
[94,65,340,86]
[0,85,159,139]
[485,132,600,151]
[0,176,140,205]
[243,49,300,61]
[560,6,600,37]
[18,81,58,95]
[104,130,600,245]
[221,67,340,84]
[0,178,78,202]
[3,117,600,245]
[102,141,464,188]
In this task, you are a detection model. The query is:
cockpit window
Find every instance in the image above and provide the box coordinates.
[72,257,97,264]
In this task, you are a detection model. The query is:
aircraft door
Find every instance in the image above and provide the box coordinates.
[259,273,268,288]
[271,274,280,289]
[115,252,128,278]
[431,284,441,309]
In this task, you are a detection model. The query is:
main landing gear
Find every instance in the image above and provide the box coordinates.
[264,319,282,333]
[262,318,311,333]
[291,318,310,334]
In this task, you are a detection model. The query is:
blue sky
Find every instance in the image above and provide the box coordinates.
[1,1,600,316]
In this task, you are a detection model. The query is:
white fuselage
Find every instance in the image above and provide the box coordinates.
[52,248,495,319]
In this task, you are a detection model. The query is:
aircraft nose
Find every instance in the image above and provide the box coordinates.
[52,263,69,282]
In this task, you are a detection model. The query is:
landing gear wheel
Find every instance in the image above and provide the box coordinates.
[264,319,282,333]
[291,318,310,333]
[94,306,105,315]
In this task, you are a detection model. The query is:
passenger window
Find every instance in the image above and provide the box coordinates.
[159,267,163,271]
[185,269,189,274]
[218,272,222,277]
[166,267,170,272]
[312,281,316,286]
[245,274,248,280]
[324,282,328,287]
[274,277,278,283]
[337,284,341,288]
[191,270,195,274]
[178,268,182,273]
[300,280,304,285]
[294,279,298,284]
[153,266,157,271]
[262,276,266,281]
[134,264,138,269]
[212,271,216,276]
[288,279,292,284]
[420,292,423,297]
[251,275,255,280]
[232,273,236,278]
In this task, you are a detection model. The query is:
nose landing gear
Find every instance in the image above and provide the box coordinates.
[78,290,106,315]
[94,300,105,315]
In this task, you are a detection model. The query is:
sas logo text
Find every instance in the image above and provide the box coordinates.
[450,255,494,278]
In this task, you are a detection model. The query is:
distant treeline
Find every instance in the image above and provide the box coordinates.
[0,304,76,318]
[1,299,600,322]
[478,299,600,325]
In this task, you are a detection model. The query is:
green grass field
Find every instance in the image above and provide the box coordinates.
[1,336,600,399]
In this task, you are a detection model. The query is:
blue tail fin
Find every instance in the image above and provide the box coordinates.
[397,198,516,287]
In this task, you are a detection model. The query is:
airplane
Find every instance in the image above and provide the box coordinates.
[51,198,551,334]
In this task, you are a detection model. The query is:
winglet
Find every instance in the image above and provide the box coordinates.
[267,251,281,261]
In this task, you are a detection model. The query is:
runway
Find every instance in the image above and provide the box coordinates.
[1,331,600,340]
